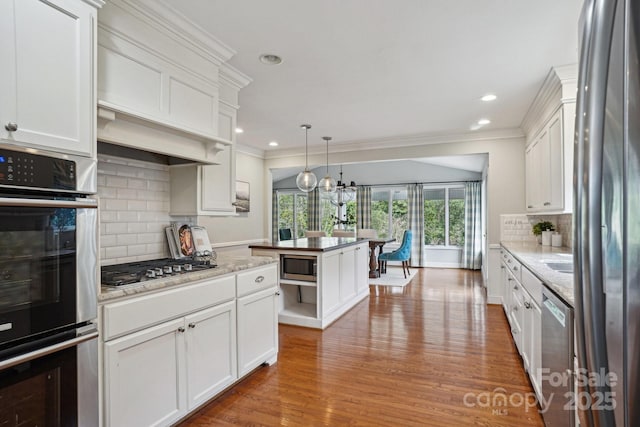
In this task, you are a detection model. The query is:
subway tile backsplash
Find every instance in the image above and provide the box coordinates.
[500,213,573,248]
[97,154,192,265]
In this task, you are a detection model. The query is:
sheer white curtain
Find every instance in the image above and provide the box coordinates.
[462,181,482,270]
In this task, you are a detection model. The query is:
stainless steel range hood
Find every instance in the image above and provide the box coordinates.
[97,106,227,165]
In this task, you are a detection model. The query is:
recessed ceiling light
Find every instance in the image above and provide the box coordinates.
[235,127,244,134]
[259,54,283,65]
[481,94,497,102]
[478,118,491,125]
[268,141,279,147]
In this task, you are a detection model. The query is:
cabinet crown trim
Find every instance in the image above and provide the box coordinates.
[102,0,236,65]
[521,65,577,138]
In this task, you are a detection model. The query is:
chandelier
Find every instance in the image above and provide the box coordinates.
[327,165,356,207]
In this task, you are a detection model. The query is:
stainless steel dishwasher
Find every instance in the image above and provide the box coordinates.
[541,287,574,427]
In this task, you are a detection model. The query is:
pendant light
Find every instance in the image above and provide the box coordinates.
[296,124,317,192]
[318,136,337,193]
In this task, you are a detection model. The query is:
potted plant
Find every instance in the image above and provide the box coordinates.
[532,221,555,244]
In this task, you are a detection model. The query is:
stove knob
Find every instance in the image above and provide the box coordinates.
[154,268,163,276]
[163,266,173,274]
[183,264,193,271]
[146,269,156,279]
[173,265,182,273]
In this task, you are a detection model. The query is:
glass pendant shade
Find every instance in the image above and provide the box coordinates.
[319,136,336,193]
[296,169,318,192]
[296,124,317,192]
[319,174,337,192]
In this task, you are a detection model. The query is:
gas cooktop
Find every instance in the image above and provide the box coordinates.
[101,258,217,287]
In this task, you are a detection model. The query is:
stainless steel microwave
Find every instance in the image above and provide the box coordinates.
[281,254,317,282]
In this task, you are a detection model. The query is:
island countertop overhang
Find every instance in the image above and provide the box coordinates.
[249,237,369,252]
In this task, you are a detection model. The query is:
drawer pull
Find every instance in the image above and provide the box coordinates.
[178,327,185,333]
[523,301,531,309]
[188,323,196,329]
[5,122,18,132]
[255,275,265,283]
[275,291,281,296]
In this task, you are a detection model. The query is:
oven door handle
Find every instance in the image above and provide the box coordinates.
[0,330,99,371]
[0,197,98,209]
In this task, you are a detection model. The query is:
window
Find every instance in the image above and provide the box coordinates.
[423,186,465,246]
[371,187,407,241]
[320,191,357,236]
[277,191,308,239]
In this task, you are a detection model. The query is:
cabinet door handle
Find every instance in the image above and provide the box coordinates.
[4,122,17,132]
[513,305,518,312]
[500,266,505,270]
[513,285,518,290]
[544,202,551,206]
[188,323,196,329]
[507,259,512,264]
[523,301,531,309]
[511,329,517,334]
[513,266,518,271]
[527,205,533,209]
[275,291,281,296]
[178,327,185,333]
[255,275,264,283]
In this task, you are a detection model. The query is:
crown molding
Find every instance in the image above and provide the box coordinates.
[236,143,266,159]
[264,127,524,160]
[220,64,252,90]
[81,0,105,8]
[521,64,577,139]
[101,0,236,66]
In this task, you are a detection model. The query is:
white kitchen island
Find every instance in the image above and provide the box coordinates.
[250,237,369,329]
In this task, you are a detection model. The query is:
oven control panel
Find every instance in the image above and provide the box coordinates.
[0,149,75,191]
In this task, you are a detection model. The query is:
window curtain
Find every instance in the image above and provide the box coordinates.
[462,181,482,270]
[407,183,426,267]
[272,190,279,242]
[356,186,372,229]
[307,188,321,230]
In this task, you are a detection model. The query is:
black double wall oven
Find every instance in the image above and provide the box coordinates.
[0,144,98,426]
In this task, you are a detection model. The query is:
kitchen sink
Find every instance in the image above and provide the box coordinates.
[544,262,573,274]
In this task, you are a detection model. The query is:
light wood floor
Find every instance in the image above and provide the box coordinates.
[179,268,544,426]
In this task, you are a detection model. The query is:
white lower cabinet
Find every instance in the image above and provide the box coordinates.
[104,318,185,427]
[237,287,279,377]
[500,245,544,401]
[339,246,357,303]
[321,251,342,316]
[185,302,237,410]
[355,244,369,295]
[104,302,237,427]
[102,263,278,426]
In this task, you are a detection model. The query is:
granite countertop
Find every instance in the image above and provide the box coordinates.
[99,255,277,302]
[249,237,368,252]
[500,241,574,307]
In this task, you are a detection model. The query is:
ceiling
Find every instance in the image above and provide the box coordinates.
[163,0,583,154]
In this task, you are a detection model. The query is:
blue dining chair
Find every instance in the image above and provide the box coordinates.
[378,230,412,278]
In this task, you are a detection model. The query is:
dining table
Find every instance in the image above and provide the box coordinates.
[367,238,395,278]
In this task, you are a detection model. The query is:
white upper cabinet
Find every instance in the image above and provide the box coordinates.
[522,65,577,214]
[0,0,102,157]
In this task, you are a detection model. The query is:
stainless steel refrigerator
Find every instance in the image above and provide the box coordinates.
[574,0,640,426]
